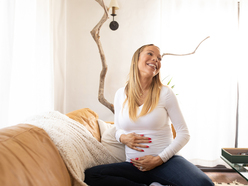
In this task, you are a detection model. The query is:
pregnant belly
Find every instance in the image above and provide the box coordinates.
[125,135,173,162]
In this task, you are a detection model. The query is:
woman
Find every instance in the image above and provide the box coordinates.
[85,44,214,186]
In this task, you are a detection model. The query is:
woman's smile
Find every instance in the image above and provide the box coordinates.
[138,45,161,78]
[146,63,157,70]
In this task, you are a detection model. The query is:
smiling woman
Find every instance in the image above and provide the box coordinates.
[84,44,214,186]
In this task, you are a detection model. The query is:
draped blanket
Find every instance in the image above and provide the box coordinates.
[24,111,118,186]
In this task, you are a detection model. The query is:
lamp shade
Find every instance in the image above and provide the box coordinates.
[109,0,119,10]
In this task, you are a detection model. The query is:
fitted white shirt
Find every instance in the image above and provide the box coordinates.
[114,85,190,162]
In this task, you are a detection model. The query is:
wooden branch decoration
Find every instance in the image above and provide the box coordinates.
[91,0,114,113]
[162,36,210,57]
[90,0,209,114]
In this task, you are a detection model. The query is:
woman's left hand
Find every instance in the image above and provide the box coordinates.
[131,155,163,171]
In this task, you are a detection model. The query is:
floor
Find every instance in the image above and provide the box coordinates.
[205,172,248,185]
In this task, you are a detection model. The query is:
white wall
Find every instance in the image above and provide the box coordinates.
[57,0,161,121]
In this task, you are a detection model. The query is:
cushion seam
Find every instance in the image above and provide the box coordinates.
[0,124,43,143]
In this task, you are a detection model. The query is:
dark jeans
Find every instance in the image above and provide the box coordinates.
[85,155,214,186]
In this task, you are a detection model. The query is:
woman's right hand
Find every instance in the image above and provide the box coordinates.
[120,133,151,152]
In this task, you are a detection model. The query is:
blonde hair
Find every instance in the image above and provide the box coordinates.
[123,44,163,121]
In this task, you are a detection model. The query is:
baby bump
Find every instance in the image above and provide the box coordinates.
[125,134,173,162]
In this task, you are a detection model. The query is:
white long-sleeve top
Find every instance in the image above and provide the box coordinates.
[114,85,190,163]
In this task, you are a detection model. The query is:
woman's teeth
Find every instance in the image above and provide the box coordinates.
[147,63,156,70]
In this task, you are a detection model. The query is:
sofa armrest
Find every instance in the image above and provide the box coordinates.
[0,124,71,186]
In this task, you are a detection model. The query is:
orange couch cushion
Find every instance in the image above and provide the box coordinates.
[66,108,101,142]
[0,124,71,186]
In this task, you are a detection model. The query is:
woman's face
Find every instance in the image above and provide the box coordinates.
[137,45,162,79]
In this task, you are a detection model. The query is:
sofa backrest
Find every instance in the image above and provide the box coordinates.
[0,124,71,186]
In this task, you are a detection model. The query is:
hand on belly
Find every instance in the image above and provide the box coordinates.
[120,132,152,152]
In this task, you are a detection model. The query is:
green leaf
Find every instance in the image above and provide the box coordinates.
[167,77,173,85]
[162,76,176,92]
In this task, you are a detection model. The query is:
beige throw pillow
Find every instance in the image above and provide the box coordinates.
[98,119,126,162]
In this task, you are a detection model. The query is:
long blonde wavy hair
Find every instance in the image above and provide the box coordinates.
[123,44,163,121]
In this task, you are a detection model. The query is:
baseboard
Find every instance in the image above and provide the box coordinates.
[197,164,235,172]
[214,182,248,185]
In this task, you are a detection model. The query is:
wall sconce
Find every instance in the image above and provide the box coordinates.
[109,0,120,31]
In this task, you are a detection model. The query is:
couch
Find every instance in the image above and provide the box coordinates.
[0,108,113,186]
[0,108,176,186]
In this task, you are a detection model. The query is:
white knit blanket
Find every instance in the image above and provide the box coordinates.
[24,111,118,186]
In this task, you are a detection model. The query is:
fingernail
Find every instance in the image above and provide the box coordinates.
[146,146,149,148]
[148,138,152,140]
[141,150,144,152]
[149,141,152,143]
[140,134,144,136]
[135,158,139,160]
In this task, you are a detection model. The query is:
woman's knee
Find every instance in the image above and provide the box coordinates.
[150,156,214,186]
[84,166,102,185]
[196,174,214,186]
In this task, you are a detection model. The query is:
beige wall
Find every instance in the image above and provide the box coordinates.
[55,0,161,121]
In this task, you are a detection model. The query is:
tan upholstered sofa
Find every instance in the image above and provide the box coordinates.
[0,108,176,186]
[0,108,105,186]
